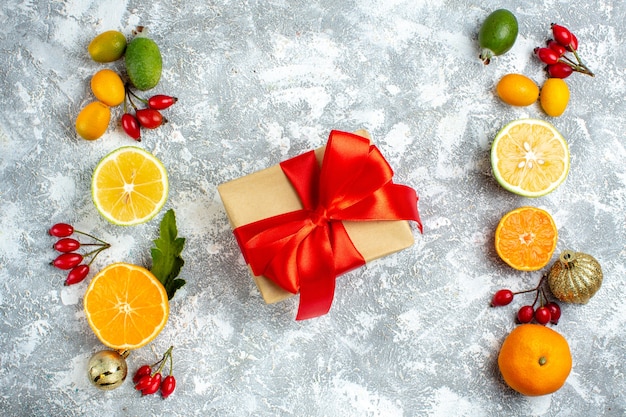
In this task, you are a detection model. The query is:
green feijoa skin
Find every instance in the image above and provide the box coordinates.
[478,9,519,65]
[125,36,163,91]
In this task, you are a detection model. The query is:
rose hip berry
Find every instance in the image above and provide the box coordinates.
[134,346,177,398]
[64,264,90,286]
[534,306,552,325]
[148,95,178,110]
[547,62,574,79]
[551,23,573,48]
[123,85,177,140]
[161,375,176,399]
[49,223,74,238]
[141,373,162,396]
[535,23,593,78]
[53,238,81,253]
[52,252,84,270]
[492,274,563,326]
[122,113,141,141]
[546,302,562,324]
[517,305,535,324]
[133,365,152,383]
[547,40,567,57]
[134,374,154,392]
[535,47,559,65]
[567,33,578,52]
[491,289,514,307]
[136,108,166,129]
[49,223,111,285]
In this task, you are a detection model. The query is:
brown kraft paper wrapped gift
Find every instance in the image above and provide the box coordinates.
[217,129,418,305]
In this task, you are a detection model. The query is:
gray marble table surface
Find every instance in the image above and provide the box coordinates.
[0,1,624,416]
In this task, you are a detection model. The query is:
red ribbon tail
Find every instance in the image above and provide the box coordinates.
[294,226,337,320]
[296,276,336,320]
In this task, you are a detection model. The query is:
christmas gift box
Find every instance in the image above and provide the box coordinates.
[218,130,422,320]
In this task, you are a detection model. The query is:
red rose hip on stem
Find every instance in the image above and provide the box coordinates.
[547,62,573,79]
[49,223,74,237]
[122,113,141,141]
[148,95,178,110]
[141,373,162,396]
[52,252,83,270]
[534,306,552,325]
[535,47,560,65]
[53,238,81,252]
[551,23,573,47]
[64,264,90,286]
[547,40,567,57]
[133,365,152,383]
[517,305,535,324]
[136,108,166,129]
[134,374,154,392]
[567,33,578,52]
[546,302,562,324]
[491,289,514,307]
[161,375,176,398]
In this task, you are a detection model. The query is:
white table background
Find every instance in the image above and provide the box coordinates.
[0,0,624,416]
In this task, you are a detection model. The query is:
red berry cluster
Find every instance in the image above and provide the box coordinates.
[133,346,177,398]
[491,275,561,326]
[534,23,594,79]
[122,84,178,141]
[49,223,110,285]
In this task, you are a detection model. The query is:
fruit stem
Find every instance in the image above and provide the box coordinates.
[127,86,149,105]
[571,50,594,77]
[559,56,594,77]
[479,49,493,65]
[168,347,174,375]
[541,287,548,306]
[85,244,111,266]
[153,346,174,376]
[513,274,547,297]
[125,84,140,110]
[74,230,110,245]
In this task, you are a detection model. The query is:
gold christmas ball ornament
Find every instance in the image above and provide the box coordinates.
[87,350,129,390]
[548,250,603,304]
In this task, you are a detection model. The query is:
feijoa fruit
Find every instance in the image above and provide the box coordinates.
[478,9,519,65]
[125,36,163,91]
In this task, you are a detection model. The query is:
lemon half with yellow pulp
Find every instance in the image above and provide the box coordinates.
[91,147,168,226]
[491,119,569,197]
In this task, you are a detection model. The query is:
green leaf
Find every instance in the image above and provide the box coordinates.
[150,209,186,300]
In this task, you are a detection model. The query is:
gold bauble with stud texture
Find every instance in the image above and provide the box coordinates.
[548,250,603,304]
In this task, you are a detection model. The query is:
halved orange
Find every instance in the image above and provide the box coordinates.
[84,263,169,350]
[491,119,569,197]
[91,147,168,226]
[495,206,558,271]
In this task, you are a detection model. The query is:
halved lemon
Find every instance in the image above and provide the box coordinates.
[491,119,569,197]
[91,147,168,226]
[84,263,169,350]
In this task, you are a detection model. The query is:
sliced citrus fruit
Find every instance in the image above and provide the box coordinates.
[91,146,168,226]
[84,263,169,350]
[491,119,569,197]
[495,206,558,271]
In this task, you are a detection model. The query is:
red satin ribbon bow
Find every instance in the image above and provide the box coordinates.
[233,130,422,320]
